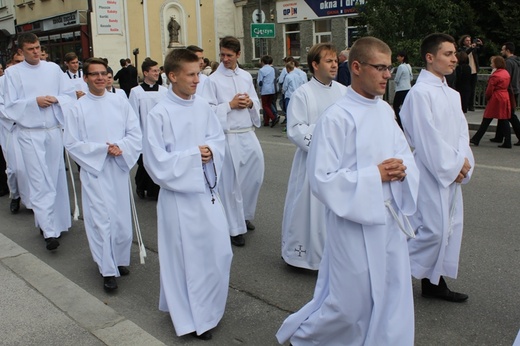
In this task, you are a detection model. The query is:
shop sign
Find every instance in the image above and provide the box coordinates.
[277,0,365,23]
[96,0,123,35]
[43,12,80,31]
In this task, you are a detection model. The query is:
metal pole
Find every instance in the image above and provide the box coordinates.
[258,0,263,57]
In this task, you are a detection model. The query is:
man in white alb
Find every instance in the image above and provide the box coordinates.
[143,48,232,341]
[129,58,167,200]
[64,51,88,99]
[64,58,142,292]
[281,43,347,270]
[201,36,264,247]
[3,33,76,250]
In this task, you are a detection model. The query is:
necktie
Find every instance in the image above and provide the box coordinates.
[73,74,77,79]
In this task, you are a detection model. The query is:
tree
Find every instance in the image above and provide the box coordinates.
[356,0,474,66]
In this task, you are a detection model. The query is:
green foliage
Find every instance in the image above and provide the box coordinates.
[355,0,518,67]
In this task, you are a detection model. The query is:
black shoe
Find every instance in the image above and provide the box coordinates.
[10,197,21,214]
[270,116,280,128]
[231,234,245,247]
[514,141,520,146]
[421,277,468,303]
[469,139,479,146]
[245,220,255,231]
[118,266,130,276]
[489,138,502,143]
[0,188,9,197]
[264,123,269,127]
[45,237,60,251]
[136,188,145,199]
[191,330,213,340]
[498,144,512,148]
[103,276,118,291]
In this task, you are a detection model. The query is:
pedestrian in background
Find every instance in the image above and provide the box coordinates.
[471,56,512,148]
[392,51,413,128]
[455,51,472,113]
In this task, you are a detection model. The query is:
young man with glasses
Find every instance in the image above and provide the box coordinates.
[400,33,474,303]
[3,33,76,251]
[63,58,142,292]
[277,36,419,345]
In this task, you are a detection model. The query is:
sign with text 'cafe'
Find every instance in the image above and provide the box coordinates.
[276,0,365,23]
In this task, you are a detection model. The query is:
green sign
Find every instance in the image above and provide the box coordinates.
[251,23,275,38]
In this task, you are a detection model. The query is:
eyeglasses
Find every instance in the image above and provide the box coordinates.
[86,71,108,77]
[360,62,393,73]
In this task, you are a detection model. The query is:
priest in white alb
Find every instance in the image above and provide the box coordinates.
[64,58,142,292]
[3,33,76,251]
[143,49,232,341]
[282,43,347,270]
[277,37,419,346]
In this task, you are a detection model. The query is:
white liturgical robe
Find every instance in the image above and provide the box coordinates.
[282,77,347,270]
[277,87,419,346]
[201,63,264,235]
[64,91,142,277]
[128,83,167,132]
[3,60,76,237]
[0,75,31,207]
[143,90,232,337]
[400,69,474,285]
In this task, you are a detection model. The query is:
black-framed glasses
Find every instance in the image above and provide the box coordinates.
[86,71,108,77]
[360,62,393,73]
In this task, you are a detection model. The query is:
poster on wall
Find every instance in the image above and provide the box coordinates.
[96,0,123,35]
[276,0,365,23]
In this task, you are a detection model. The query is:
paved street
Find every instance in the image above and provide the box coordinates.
[1,114,520,345]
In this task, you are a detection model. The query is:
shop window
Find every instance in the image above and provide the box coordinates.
[314,20,331,44]
[284,23,300,58]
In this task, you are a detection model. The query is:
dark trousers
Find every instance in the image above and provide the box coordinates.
[468,73,477,111]
[472,118,511,146]
[0,147,8,193]
[261,94,276,125]
[135,154,159,198]
[493,94,520,142]
[393,90,409,129]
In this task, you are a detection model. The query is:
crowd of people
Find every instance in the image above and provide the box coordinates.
[1,29,514,344]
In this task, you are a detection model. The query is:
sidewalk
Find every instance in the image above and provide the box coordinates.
[0,233,164,346]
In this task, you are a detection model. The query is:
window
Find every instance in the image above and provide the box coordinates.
[346,17,366,48]
[253,38,268,60]
[314,20,332,44]
[284,23,300,58]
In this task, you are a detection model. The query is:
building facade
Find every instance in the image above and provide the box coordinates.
[14,0,89,64]
[241,0,365,66]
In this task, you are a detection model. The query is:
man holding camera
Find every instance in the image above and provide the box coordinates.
[459,35,482,111]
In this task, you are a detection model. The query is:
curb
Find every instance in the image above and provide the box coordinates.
[0,233,165,346]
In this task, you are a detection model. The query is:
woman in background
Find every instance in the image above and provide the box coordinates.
[470,56,511,148]
[455,51,472,113]
[392,51,413,129]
